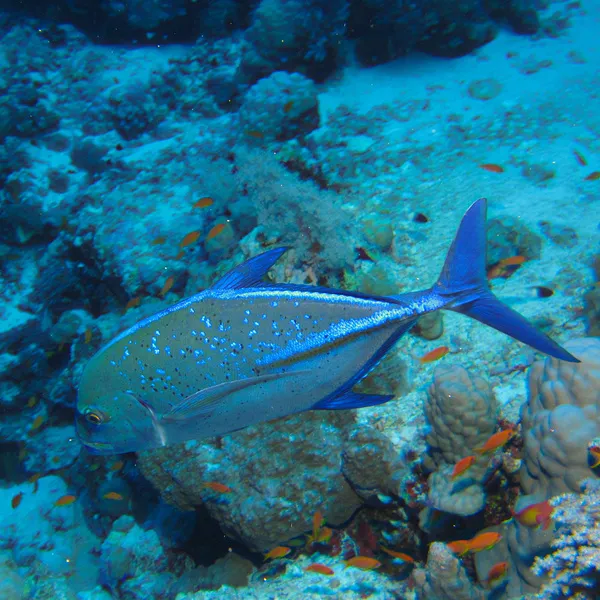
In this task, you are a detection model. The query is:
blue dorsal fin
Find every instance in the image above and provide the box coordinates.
[313,390,394,410]
[211,247,289,290]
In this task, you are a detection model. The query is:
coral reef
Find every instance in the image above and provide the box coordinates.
[422,364,499,517]
[238,72,320,143]
[475,338,600,597]
[531,478,600,600]
[0,1,593,598]
[413,541,487,599]
[137,407,408,552]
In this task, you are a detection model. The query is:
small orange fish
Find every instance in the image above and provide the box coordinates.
[30,414,45,432]
[573,150,587,166]
[419,345,449,363]
[451,455,477,479]
[304,563,334,575]
[487,255,526,280]
[125,297,141,311]
[313,510,324,537]
[103,492,124,501]
[202,481,233,494]
[584,171,600,181]
[55,494,77,507]
[11,492,23,509]
[513,500,552,530]
[589,445,600,468]
[474,428,516,455]
[26,395,37,408]
[84,328,92,344]
[246,130,265,139]
[486,561,509,587]
[159,276,175,297]
[151,236,167,245]
[498,255,526,267]
[467,531,502,553]
[283,100,294,113]
[315,527,333,543]
[380,547,415,563]
[345,556,381,570]
[446,540,470,556]
[179,230,201,248]
[479,163,504,173]
[193,197,214,209]
[264,546,291,560]
[110,460,124,472]
[29,473,42,493]
[206,223,226,241]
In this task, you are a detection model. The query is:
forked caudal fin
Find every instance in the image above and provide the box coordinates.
[434,198,579,363]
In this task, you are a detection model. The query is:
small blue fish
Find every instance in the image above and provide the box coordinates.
[76,199,577,454]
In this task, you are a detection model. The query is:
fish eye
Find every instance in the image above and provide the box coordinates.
[84,410,104,426]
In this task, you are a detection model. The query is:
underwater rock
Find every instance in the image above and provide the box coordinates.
[23,425,81,473]
[0,475,100,580]
[173,552,254,594]
[342,426,406,502]
[138,410,363,552]
[467,78,503,101]
[362,215,394,252]
[486,216,543,265]
[240,0,347,83]
[413,541,487,600]
[0,553,24,600]
[238,71,319,143]
[583,286,600,336]
[412,312,444,341]
[100,515,192,597]
[107,83,166,141]
[538,220,578,248]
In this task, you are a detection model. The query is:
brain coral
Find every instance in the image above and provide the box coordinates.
[422,364,499,517]
[521,337,600,499]
[423,364,498,472]
[475,338,600,597]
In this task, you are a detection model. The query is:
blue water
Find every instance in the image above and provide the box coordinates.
[0,1,598,599]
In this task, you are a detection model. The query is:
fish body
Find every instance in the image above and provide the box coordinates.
[55,494,77,507]
[265,546,291,560]
[345,556,381,570]
[513,500,552,530]
[380,547,415,563]
[474,428,516,455]
[76,199,578,455]
[446,540,470,556]
[451,455,477,479]
[467,531,502,552]
[486,561,509,587]
[419,345,449,363]
[305,563,334,575]
[202,481,233,494]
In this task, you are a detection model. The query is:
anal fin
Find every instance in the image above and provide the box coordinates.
[313,390,394,411]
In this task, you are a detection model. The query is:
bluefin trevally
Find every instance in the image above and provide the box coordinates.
[76,199,578,454]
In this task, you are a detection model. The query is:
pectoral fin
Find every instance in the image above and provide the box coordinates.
[163,370,309,422]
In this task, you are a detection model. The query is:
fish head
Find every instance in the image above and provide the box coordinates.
[76,389,160,455]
